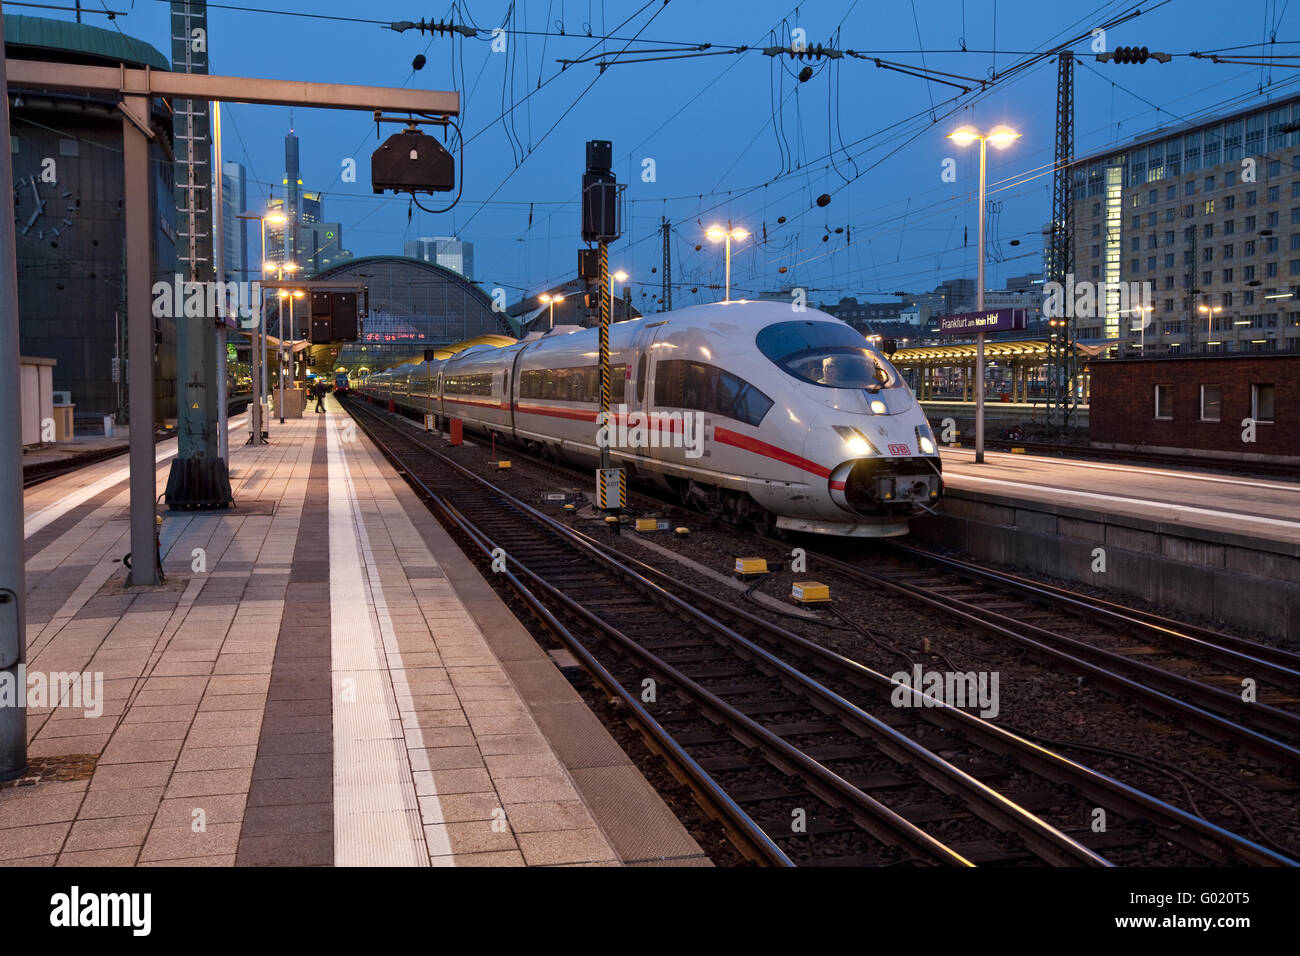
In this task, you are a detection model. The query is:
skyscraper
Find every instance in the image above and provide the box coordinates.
[403,236,474,280]
[265,120,352,276]
[220,160,249,281]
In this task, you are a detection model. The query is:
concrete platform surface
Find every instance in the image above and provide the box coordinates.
[939,446,1300,546]
[2,395,707,867]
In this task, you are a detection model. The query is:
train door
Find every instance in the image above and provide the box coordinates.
[508,346,528,437]
[627,321,667,465]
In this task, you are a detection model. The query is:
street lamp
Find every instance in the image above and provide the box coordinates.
[236,209,291,444]
[608,271,628,327]
[1198,303,1223,352]
[540,292,565,330]
[947,125,1020,463]
[274,265,300,423]
[1125,305,1154,352]
[706,224,748,302]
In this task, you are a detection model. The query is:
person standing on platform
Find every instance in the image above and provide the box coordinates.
[314,379,327,414]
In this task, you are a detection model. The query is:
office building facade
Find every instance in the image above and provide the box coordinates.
[1072,93,1300,354]
[403,236,474,281]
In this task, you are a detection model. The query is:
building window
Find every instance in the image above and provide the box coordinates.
[1131,258,1141,272]
[1148,212,1157,226]
[1244,264,1256,279]
[1167,184,1176,200]
[1224,244,1235,259]
[1203,247,1214,262]
[1165,207,1175,222]
[1205,175,1216,191]
[1154,384,1173,420]
[1092,223,1101,237]
[1131,236,1141,252]
[1091,265,1100,278]
[1226,170,1237,187]
[1223,268,1234,282]
[1203,223,1214,238]
[1148,233,1159,249]
[1165,255,1175,270]
[1268,261,1279,277]
[1247,190,1258,206]
[1245,240,1256,255]
[1165,297,1175,311]
[1092,202,1101,215]
[1246,215,1257,230]
[1202,270,1213,285]
[1091,244,1100,257]
[1148,256,1158,270]
[1131,215,1141,229]
[1200,385,1222,422]
[1225,195,1236,210]
[1204,200,1216,214]
[1269,211,1279,227]
[1269,159,1281,177]
[1225,219,1235,234]
[1244,291,1255,305]
[1252,384,1275,423]
[1270,185,1281,203]
[1293,181,1300,199]
[1186,181,1196,196]
[1148,189,1158,204]
[1267,236,1279,253]
[1131,194,1141,208]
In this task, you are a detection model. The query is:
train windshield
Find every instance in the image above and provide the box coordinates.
[756,321,900,390]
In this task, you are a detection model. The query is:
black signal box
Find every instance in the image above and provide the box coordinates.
[372,129,454,194]
[308,291,360,344]
[585,139,612,173]
[578,248,600,280]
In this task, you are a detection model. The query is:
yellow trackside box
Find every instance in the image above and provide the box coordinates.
[791,581,831,604]
[497,460,512,469]
[1011,447,1026,454]
[635,518,658,532]
[735,557,768,575]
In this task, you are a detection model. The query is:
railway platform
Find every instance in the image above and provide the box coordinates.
[3,394,707,867]
[916,447,1300,638]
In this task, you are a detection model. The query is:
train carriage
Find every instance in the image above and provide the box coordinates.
[360,301,941,536]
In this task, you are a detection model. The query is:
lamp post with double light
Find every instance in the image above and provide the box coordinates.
[947,125,1020,463]
[706,225,748,302]
[540,292,565,331]
[1199,303,1223,352]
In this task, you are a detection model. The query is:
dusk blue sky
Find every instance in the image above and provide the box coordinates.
[46,0,1300,306]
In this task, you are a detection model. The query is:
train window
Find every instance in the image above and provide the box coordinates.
[444,373,493,395]
[519,365,627,403]
[756,320,901,390]
[654,359,773,427]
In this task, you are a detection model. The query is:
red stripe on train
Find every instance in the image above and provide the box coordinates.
[714,426,832,479]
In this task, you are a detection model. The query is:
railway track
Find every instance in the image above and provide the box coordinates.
[343,397,1296,867]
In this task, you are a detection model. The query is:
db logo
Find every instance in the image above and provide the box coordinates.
[887,443,911,455]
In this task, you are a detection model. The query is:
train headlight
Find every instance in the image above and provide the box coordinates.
[916,425,936,455]
[832,424,876,457]
[869,399,887,414]
[919,435,936,455]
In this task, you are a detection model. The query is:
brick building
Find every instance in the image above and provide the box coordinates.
[1089,354,1297,460]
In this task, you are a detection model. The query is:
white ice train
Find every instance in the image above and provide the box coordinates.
[360,301,943,536]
